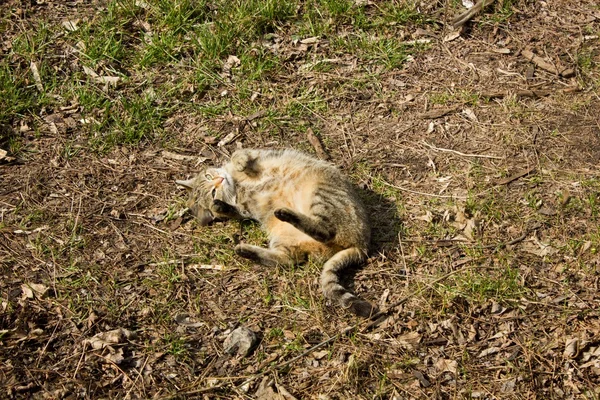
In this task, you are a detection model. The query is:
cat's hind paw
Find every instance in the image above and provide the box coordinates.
[274,208,300,224]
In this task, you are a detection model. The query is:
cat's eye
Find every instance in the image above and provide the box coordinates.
[205,173,213,180]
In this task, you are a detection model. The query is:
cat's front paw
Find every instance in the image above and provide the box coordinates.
[274,208,300,224]
[231,150,252,172]
[212,199,235,214]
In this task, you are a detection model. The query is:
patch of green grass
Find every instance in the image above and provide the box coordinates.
[331,34,412,70]
[163,333,189,356]
[2,0,434,153]
[443,265,525,304]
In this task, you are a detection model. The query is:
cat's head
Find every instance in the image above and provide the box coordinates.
[176,167,237,225]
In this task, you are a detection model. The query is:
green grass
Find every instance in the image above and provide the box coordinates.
[0,0,433,153]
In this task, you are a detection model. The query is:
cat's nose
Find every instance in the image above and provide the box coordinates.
[213,176,225,187]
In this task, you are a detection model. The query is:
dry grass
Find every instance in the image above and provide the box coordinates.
[2,0,600,398]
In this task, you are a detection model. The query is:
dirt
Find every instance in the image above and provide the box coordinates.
[2,0,600,399]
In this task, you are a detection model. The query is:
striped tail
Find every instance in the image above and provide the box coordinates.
[320,247,378,318]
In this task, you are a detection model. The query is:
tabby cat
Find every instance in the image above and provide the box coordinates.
[177,148,377,318]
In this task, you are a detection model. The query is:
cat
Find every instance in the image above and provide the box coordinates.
[177,148,377,318]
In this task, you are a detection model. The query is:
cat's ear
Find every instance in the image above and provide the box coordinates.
[176,177,196,191]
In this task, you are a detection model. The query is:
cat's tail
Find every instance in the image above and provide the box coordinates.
[320,247,378,318]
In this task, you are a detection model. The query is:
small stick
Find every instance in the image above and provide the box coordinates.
[495,167,536,185]
[363,264,480,331]
[30,61,44,92]
[422,140,504,160]
[451,0,497,29]
[381,180,468,199]
[480,87,580,99]
[521,49,575,77]
[306,128,330,160]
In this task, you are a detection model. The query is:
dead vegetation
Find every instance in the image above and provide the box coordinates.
[2,0,600,398]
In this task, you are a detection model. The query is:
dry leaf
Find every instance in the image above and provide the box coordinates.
[501,378,516,393]
[434,358,458,375]
[174,314,205,328]
[255,377,297,400]
[30,61,43,92]
[443,31,461,42]
[522,238,558,257]
[300,36,319,44]
[82,65,99,78]
[217,131,237,147]
[84,328,137,350]
[564,337,580,358]
[222,55,241,76]
[394,331,421,350]
[416,210,434,223]
[62,19,79,31]
[462,108,478,121]
[0,148,7,160]
[21,283,49,299]
[106,347,124,364]
[478,346,500,357]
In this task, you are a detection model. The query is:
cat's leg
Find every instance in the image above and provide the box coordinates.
[274,208,335,243]
[211,199,241,219]
[234,243,292,267]
[230,149,260,176]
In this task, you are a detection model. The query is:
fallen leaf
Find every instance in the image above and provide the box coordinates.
[84,328,137,350]
[21,283,49,299]
[62,19,79,31]
[217,131,237,147]
[501,379,516,393]
[478,346,500,357]
[300,36,319,44]
[434,358,458,375]
[394,331,421,350]
[443,31,461,42]
[462,108,478,122]
[30,61,43,92]
[174,314,205,328]
[564,337,580,358]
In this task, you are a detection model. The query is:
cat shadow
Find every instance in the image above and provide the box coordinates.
[339,188,404,293]
[360,188,404,255]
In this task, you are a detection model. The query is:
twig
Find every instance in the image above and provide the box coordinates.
[30,61,44,92]
[495,167,536,185]
[398,233,409,288]
[451,0,498,29]
[418,106,459,119]
[306,128,330,160]
[422,140,504,160]
[363,264,480,331]
[480,87,580,99]
[381,180,468,199]
[521,49,575,77]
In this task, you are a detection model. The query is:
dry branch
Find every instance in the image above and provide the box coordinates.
[451,0,497,29]
[495,167,536,185]
[521,49,575,77]
[422,140,504,160]
[418,106,459,119]
[306,128,330,160]
[480,87,580,99]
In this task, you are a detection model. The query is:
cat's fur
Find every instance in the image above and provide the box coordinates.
[177,148,377,318]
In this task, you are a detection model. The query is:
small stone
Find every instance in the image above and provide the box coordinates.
[223,327,258,357]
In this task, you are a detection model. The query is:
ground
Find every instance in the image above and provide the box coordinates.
[1,0,600,399]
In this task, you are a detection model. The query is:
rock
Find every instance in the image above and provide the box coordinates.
[223,327,258,357]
